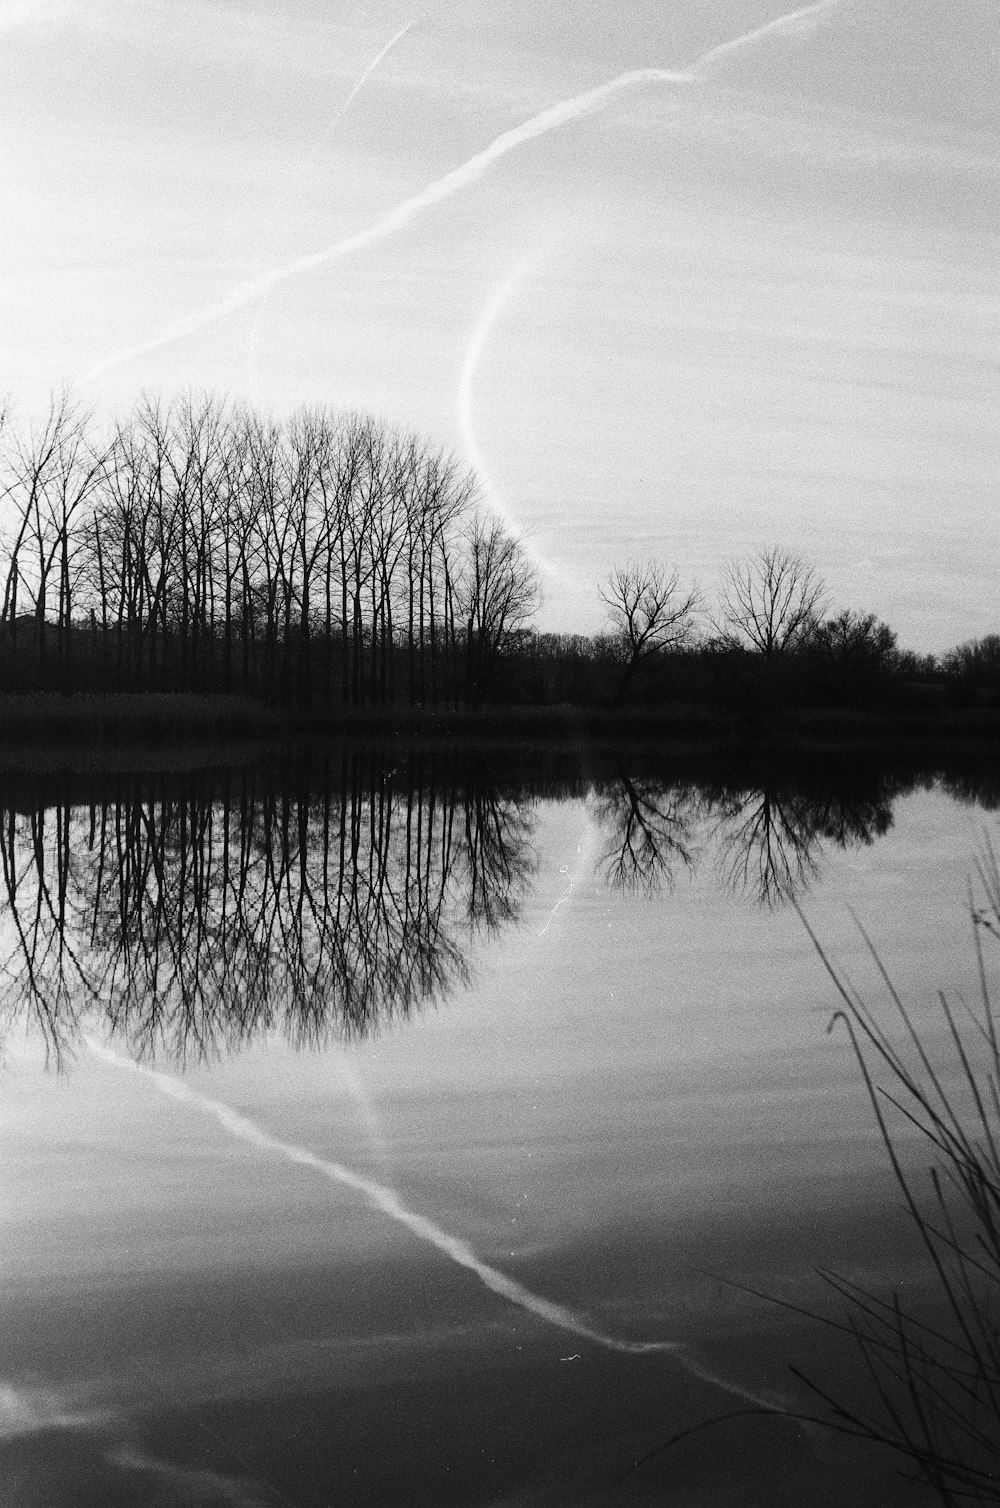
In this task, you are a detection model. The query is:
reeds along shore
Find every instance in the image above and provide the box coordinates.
[794,862,1000,1505]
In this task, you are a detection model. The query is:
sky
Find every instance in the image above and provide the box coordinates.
[0,0,997,650]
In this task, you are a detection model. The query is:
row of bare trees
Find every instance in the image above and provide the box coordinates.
[0,391,538,705]
[0,389,982,714]
[595,547,909,706]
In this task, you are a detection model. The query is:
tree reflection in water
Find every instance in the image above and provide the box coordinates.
[0,750,988,1064]
[591,771,701,896]
[706,778,900,907]
[0,750,535,1065]
[592,764,908,908]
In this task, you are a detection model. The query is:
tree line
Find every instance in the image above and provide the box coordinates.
[0,391,537,706]
[512,549,991,711]
[0,390,993,714]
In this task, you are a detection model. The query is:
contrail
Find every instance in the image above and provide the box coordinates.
[80,66,693,385]
[329,16,422,134]
[87,1039,679,1356]
[79,0,849,386]
[458,258,534,521]
[85,1038,801,1422]
[694,0,846,78]
[245,14,423,399]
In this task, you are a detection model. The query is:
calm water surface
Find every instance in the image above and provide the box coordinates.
[2,746,997,1506]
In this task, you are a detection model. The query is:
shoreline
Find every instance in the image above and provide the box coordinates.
[0,692,997,773]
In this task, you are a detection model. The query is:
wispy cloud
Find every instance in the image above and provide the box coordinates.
[108,1445,290,1506]
[0,1379,106,1439]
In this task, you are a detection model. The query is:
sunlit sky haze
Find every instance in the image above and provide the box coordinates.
[1,0,997,650]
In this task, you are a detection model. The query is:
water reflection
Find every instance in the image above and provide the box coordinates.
[0,749,991,1061]
[591,771,700,896]
[590,762,906,907]
[701,777,899,908]
[0,751,534,1065]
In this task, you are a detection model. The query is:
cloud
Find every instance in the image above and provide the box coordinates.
[0,1379,105,1439]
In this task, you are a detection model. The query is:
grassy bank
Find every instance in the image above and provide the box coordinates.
[3,692,1000,744]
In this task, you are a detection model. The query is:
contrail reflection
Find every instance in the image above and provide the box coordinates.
[87,1039,798,1419]
[87,1038,678,1356]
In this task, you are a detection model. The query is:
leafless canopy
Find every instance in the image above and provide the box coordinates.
[460,514,539,702]
[599,559,701,699]
[716,546,825,657]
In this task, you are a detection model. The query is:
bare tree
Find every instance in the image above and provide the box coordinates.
[600,559,701,702]
[716,546,825,658]
[460,515,539,704]
[804,609,897,701]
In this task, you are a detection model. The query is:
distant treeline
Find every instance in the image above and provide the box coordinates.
[0,391,995,714]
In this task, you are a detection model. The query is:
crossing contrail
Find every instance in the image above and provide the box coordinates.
[80,0,847,385]
[81,67,692,385]
[248,13,425,398]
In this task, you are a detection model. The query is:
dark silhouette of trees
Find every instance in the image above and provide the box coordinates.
[460,515,539,704]
[0,394,534,708]
[0,393,985,717]
[944,635,1000,691]
[717,546,826,659]
[803,609,898,703]
[0,391,109,690]
[599,560,701,702]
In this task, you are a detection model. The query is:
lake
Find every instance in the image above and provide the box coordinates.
[2,742,998,1506]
